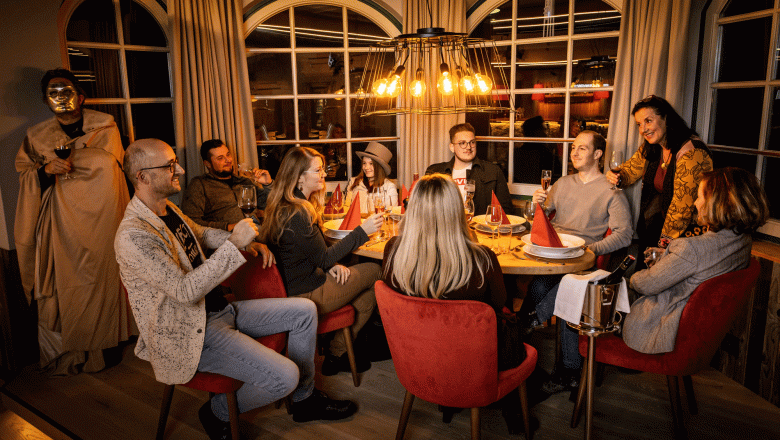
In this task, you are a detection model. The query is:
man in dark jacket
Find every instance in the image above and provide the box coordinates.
[181,139,272,231]
[425,123,514,216]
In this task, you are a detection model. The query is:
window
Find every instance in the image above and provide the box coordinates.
[466,0,621,194]
[245,2,401,183]
[699,0,780,238]
[63,0,175,147]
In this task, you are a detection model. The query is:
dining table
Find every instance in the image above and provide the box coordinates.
[345,225,595,275]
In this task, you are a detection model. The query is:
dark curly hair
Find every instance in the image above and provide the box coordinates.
[631,95,697,162]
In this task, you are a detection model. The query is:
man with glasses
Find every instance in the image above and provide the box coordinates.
[116,139,358,440]
[15,68,133,375]
[181,139,272,231]
[425,123,514,216]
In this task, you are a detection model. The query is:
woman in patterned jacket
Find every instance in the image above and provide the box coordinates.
[606,95,713,254]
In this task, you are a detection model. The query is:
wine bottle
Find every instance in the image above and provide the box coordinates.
[598,254,636,285]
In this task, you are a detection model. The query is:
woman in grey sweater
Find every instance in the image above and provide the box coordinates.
[623,167,769,354]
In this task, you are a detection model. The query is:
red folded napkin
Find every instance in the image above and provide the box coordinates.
[401,184,409,214]
[491,191,511,224]
[530,202,564,247]
[339,192,362,230]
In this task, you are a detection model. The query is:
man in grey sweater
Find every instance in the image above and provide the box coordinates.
[523,130,633,398]
[181,139,272,231]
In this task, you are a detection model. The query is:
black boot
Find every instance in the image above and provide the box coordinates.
[290,389,357,423]
[198,401,231,440]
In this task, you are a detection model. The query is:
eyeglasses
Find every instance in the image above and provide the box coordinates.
[455,140,477,148]
[303,167,326,175]
[140,157,179,174]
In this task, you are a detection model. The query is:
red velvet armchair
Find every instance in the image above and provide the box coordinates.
[571,258,761,439]
[375,281,538,440]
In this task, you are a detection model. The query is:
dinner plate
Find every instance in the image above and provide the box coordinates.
[523,244,585,260]
[323,219,352,239]
[521,233,586,252]
[472,214,527,234]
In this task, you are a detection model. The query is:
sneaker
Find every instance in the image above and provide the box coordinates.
[291,389,358,423]
[198,401,231,440]
[540,367,581,394]
[320,352,370,376]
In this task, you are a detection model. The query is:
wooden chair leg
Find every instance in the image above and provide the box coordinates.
[227,391,240,440]
[396,390,415,440]
[682,375,698,415]
[666,375,687,440]
[570,358,588,428]
[156,384,175,440]
[518,382,532,440]
[341,327,360,387]
[470,407,481,440]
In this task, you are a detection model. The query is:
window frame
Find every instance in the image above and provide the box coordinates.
[57,0,174,145]
[467,0,622,196]
[698,0,780,238]
[243,0,402,187]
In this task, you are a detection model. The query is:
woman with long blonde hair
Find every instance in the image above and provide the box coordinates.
[382,174,531,434]
[260,146,383,375]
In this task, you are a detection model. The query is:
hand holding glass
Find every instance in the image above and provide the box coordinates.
[55,144,72,180]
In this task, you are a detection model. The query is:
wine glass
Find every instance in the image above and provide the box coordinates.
[523,201,535,224]
[464,179,476,201]
[609,151,624,190]
[541,170,552,191]
[485,204,503,252]
[371,189,386,237]
[238,185,257,218]
[55,144,72,180]
[464,197,475,223]
[331,188,343,213]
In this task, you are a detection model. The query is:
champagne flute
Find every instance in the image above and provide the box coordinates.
[609,151,624,190]
[464,197,475,223]
[238,185,257,218]
[485,204,503,252]
[524,201,535,224]
[372,189,386,238]
[332,187,343,213]
[541,170,552,191]
[55,144,72,180]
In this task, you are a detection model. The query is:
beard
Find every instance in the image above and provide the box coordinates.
[213,168,233,178]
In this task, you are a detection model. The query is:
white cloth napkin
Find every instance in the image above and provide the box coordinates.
[553,270,630,325]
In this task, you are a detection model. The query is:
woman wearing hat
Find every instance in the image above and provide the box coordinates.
[347,142,398,214]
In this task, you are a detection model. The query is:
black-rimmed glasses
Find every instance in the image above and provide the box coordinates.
[140,157,179,173]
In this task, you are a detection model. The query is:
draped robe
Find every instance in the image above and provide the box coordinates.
[15,109,134,368]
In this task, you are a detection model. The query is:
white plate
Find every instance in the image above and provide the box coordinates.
[521,233,586,252]
[472,214,527,234]
[323,219,353,239]
[523,244,585,260]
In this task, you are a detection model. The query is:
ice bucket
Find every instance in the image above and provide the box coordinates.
[580,279,621,331]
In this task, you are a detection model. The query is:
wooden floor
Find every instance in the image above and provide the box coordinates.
[2,327,780,440]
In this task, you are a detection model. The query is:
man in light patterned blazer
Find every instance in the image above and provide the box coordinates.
[115,139,357,440]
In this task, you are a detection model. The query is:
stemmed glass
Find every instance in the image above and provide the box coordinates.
[485,204,503,253]
[238,185,256,218]
[331,187,343,213]
[609,151,624,190]
[55,144,72,180]
[464,197,475,223]
[524,201,535,224]
[541,170,552,191]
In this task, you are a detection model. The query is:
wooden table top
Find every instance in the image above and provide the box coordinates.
[352,230,595,275]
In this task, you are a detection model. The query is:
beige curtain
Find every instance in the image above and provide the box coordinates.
[169,0,256,184]
[397,0,466,186]
[607,0,695,228]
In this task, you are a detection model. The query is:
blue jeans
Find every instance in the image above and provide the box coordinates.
[197,297,317,422]
[528,275,582,370]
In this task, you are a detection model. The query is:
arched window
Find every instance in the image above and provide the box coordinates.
[466,0,621,193]
[699,0,780,238]
[60,0,175,147]
[244,1,401,183]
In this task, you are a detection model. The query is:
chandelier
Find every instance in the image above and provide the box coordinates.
[354,27,513,116]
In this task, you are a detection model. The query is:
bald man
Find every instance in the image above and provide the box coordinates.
[115,139,357,440]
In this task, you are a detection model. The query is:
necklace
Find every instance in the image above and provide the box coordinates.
[661,149,672,170]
